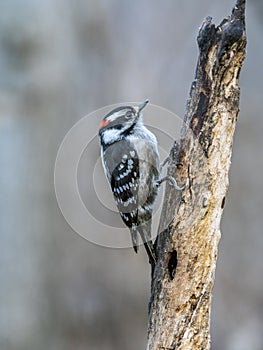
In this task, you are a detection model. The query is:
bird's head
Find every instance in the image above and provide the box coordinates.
[99,100,149,145]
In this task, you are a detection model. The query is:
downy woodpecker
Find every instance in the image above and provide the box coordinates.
[99,100,184,268]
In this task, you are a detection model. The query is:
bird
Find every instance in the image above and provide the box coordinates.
[99,100,184,269]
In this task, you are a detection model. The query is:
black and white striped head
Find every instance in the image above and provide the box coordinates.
[99,100,149,146]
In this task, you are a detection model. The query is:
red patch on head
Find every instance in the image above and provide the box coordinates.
[99,119,110,129]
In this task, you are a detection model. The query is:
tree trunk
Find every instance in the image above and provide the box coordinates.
[147,0,246,349]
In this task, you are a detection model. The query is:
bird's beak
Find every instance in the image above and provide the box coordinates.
[137,99,149,112]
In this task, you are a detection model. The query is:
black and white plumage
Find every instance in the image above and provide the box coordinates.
[99,100,159,267]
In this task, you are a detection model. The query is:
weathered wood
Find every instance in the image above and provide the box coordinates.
[147,0,246,349]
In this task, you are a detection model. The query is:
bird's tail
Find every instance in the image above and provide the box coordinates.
[130,223,157,274]
[137,222,157,270]
[131,227,139,254]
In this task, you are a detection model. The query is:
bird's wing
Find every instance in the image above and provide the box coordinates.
[110,153,140,228]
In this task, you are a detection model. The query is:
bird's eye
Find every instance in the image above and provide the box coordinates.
[125,111,133,119]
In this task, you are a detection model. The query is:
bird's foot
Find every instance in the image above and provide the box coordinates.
[157,175,185,191]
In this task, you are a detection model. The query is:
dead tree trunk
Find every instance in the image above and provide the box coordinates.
[147,0,246,349]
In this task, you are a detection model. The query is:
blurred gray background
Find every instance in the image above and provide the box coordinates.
[0,1,262,349]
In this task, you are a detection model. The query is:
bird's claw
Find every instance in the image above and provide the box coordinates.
[157,175,185,191]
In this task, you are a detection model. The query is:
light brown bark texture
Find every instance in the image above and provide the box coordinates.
[147,1,246,349]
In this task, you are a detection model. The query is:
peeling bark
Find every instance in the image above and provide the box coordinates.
[147,1,246,349]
